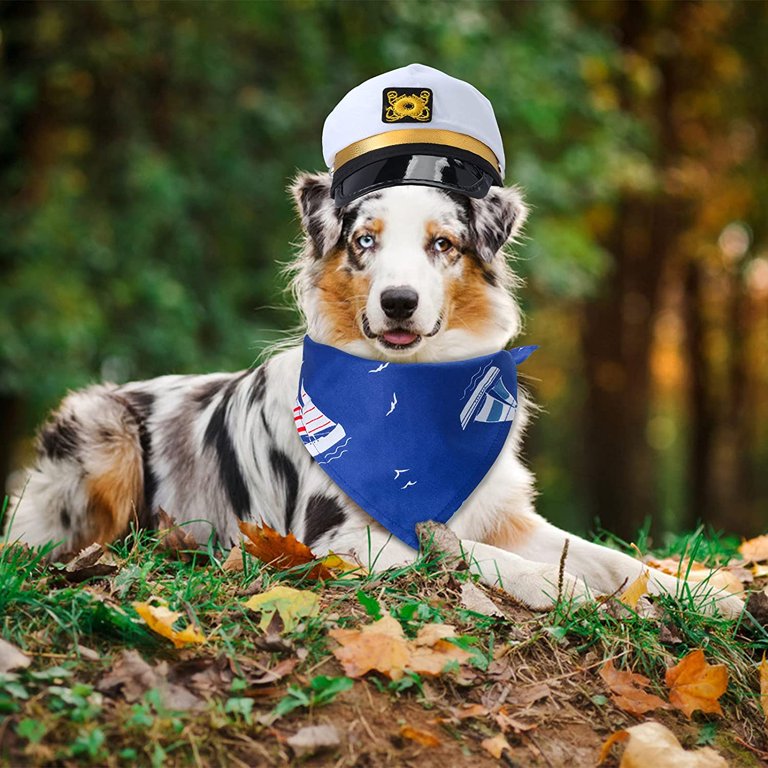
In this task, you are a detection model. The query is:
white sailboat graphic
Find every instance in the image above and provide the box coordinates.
[459,366,517,430]
[294,381,347,457]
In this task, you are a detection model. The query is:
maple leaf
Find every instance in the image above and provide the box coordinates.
[238,521,332,579]
[665,649,728,718]
[244,585,320,633]
[759,654,767,722]
[599,658,669,716]
[739,534,768,563]
[619,570,650,609]
[132,602,205,648]
[330,613,471,681]
[599,721,728,767]
[399,725,441,747]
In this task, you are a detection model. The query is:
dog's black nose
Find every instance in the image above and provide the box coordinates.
[380,287,419,320]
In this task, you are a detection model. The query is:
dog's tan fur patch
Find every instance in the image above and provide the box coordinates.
[483,511,538,549]
[317,250,371,346]
[81,435,142,549]
[446,255,493,334]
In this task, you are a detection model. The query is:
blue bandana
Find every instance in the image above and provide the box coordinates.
[294,336,536,549]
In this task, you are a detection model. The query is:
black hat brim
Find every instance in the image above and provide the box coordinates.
[330,144,502,207]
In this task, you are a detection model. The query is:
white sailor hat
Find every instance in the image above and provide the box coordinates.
[322,63,505,207]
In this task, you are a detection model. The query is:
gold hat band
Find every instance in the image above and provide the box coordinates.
[333,128,500,173]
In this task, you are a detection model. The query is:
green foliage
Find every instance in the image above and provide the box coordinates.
[271,674,354,719]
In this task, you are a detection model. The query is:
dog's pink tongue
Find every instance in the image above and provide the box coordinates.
[383,331,418,346]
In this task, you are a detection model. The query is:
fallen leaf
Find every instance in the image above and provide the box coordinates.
[330,613,470,681]
[322,552,363,574]
[52,542,118,583]
[244,586,320,633]
[400,725,441,747]
[287,724,340,757]
[132,602,206,648]
[619,570,650,609]
[253,612,295,654]
[599,721,728,767]
[222,545,245,573]
[460,581,503,617]
[157,508,209,563]
[247,657,298,687]
[739,534,768,563]
[415,520,465,564]
[753,563,768,578]
[98,650,204,710]
[451,703,488,720]
[759,654,767,721]
[239,520,332,579]
[599,659,669,716]
[0,638,31,673]
[665,649,728,718]
[494,708,537,733]
[481,733,512,759]
[646,557,744,597]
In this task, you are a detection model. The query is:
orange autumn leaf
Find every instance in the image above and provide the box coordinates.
[665,649,728,718]
[599,658,669,716]
[238,520,332,579]
[399,725,441,747]
[619,570,650,609]
[132,602,205,649]
[739,534,768,563]
[759,654,768,721]
[330,613,470,681]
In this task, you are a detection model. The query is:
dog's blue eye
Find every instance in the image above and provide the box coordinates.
[357,234,375,249]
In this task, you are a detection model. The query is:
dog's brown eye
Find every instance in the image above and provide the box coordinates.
[357,234,375,250]
[433,237,453,253]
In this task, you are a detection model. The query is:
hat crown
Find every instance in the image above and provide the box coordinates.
[322,63,505,177]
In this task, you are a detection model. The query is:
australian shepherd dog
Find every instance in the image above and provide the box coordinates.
[6,174,742,616]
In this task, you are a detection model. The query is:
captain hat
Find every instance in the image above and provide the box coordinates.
[323,63,505,207]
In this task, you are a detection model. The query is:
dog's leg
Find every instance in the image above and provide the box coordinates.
[496,519,744,617]
[331,526,588,611]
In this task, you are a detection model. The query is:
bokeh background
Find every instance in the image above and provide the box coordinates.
[1,0,766,542]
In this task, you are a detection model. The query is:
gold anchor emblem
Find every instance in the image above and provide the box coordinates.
[383,89,432,123]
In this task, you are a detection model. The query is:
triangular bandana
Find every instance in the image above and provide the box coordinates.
[294,336,537,549]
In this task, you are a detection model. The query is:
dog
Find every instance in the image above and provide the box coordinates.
[5,173,743,617]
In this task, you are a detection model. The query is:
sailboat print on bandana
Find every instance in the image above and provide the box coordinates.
[459,365,518,430]
[294,380,347,458]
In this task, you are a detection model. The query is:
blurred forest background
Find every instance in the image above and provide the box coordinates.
[1,0,766,542]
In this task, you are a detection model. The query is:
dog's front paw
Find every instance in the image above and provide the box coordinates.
[648,571,744,619]
[501,564,592,611]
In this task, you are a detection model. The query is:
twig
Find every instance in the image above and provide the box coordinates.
[557,539,570,602]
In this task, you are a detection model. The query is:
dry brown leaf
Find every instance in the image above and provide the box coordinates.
[132,602,206,648]
[53,542,118,583]
[494,708,537,733]
[157,508,209,563]
[759,654,768,721]
[414,623,456,646]
[481,733,512,759]
[330,613,470,681]
[739,534,768,563]
[665,649,728,718]
[238,520,332,579]
[599,659,669,716]
[97,650,204,710]
[619,570,650,609]
[452,703,489,720]
[0,638,31,674]
[222,545,245,573]
[400,725,441,747]
[599,721,728,767]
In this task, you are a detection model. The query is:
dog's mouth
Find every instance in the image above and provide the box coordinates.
[362,314,443,351]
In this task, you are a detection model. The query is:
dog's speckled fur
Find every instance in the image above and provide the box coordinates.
[6,174,743,615]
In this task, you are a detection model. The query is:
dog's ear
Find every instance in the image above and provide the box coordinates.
[468,186,528,263]
[291,172,342,258]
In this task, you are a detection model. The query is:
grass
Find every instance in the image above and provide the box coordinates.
[0,514,767,766]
